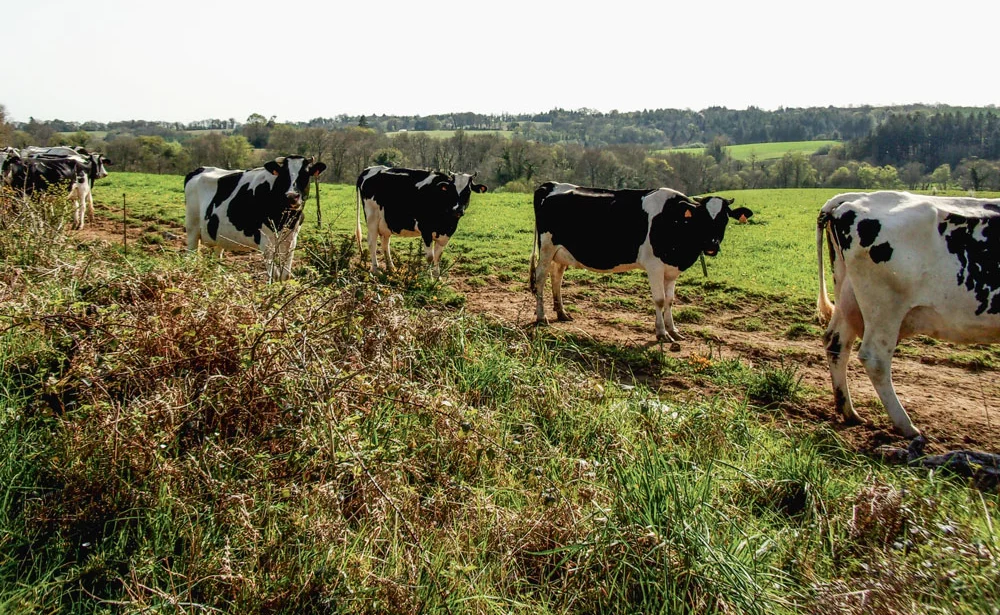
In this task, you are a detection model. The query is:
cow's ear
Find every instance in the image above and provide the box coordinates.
[728,207,753,222]
[310,162,327,176]
[474,183,488,193]
[102,158,113,166]
[264,160,281,175]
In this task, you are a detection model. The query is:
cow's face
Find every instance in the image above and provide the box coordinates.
[90,153,112,179]
[264,156,327,210]
[691,196,754,256]
[452,172,488,217]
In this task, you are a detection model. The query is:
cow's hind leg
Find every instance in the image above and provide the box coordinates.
[857,313,920,438]
[550,263,572,321]
[533,243,558,325]
[823,308,862,426]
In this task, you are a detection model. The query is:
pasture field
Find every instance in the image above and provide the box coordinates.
[660,140,840,161]
[4,177,996,612]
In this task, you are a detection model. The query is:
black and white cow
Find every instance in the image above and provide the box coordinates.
[531,182,752,341]
[184,156,326,282]
[355,165,488,276]
[818,191,1000,438]
[3,154,86,194]
[21,146,112,183]
[0,146,18,184]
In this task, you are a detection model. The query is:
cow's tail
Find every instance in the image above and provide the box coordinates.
[816,211,835,324]
[529,218,539,294]
[355,176,365,259]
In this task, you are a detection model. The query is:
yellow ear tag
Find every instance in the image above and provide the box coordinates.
[684,210,693,218]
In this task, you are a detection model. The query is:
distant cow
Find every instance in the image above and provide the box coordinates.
[68,166,92,230]
[184,156,326,282]
[355,166,487,276]
[818,191,1000,438]
[4,154,86,195]
[21,146,112,183]
[531,182,752,341]
[0,146,18,184]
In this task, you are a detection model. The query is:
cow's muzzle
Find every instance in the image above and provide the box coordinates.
[286,193,303,209]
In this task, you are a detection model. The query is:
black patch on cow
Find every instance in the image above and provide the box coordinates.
[207,214,220,240]
[940,210,1000,315]
[832,209,856,251]
[358,167,468,246]
[834,388,848,417]
[825,331,842,363]
[535,188,653,270]
[869,242,894,263]
[857,218,881,248]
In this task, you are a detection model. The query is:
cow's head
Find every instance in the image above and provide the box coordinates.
[264,156,327,210]
[88,153,112,180]
[450,172,488,217]
[689,195,753,256]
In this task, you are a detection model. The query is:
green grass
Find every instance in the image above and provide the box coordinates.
[2,186,1000,614]
[659,140,840,161]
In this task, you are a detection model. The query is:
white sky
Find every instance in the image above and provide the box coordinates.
[5,0,999,125]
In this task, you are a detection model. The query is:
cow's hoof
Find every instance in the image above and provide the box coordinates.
[669,342,681,352]
[556,312,573,322]
[533,319,550,328]
[668,330,684,341]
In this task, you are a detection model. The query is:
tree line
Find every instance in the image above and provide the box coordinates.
[2,103,999,193]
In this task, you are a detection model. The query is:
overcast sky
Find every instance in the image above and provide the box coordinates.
[5,0,999,124]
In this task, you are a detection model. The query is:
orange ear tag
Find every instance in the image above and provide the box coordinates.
[684,210,693,218]
[739,214,748,224]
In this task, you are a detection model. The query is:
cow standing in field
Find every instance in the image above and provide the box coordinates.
[184,156,326,282]
[68,165,92,230]
[355,165,487,276]
[817,191,1000,438]
[531,182,753,341]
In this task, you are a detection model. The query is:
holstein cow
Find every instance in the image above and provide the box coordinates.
[184,156,326,282]
[531,182,752,340]
[0,146,18,184]
[817,191,1000,438]
[355,165,487,276]
[68,165,92,230]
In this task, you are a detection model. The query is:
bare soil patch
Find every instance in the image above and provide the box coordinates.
[77,206,1000,455]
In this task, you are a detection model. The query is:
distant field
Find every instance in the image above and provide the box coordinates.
[55,130,108,140]
[386,130,512,139]
[658,140,839,161]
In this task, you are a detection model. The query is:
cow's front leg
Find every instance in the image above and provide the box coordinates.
[550,263,571,321]
[662,274,682,340]
[646,266,672,341]
[86,189,95,224]
[425,240,439,278]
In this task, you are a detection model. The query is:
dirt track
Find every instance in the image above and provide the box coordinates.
[79,209,1000,455]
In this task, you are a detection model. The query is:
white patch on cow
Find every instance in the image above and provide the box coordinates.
[641,188,686,216]
[454,173,473,194]
[360,165,387,184]
[415,173,436,189]
[704,197,725,219]
[549,183,578,197]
